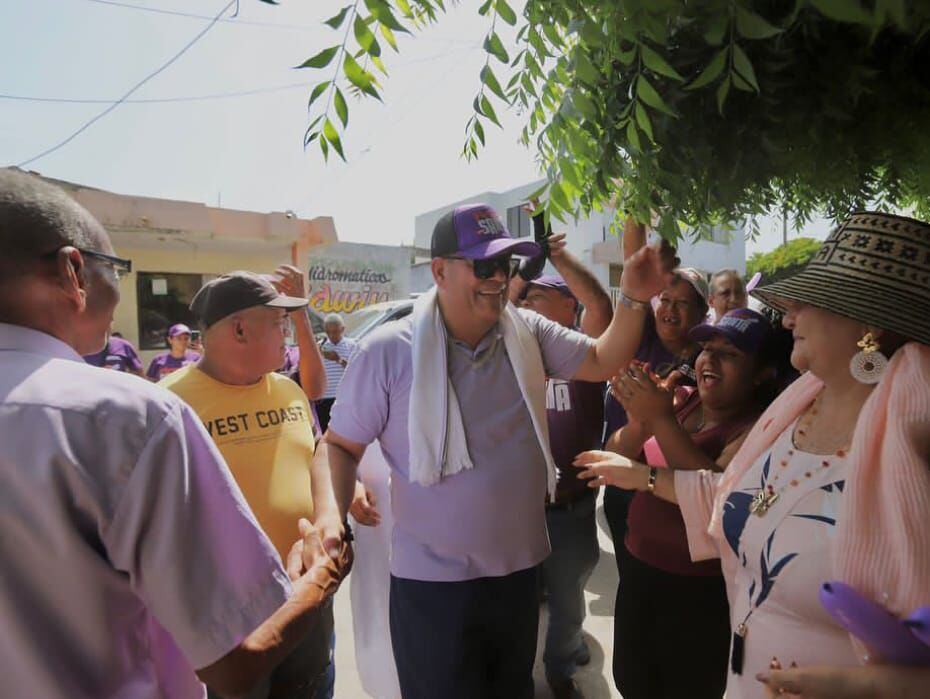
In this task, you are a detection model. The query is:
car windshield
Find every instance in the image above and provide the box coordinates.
[344,306,392,338]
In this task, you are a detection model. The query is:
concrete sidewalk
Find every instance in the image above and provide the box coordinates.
[330,493,622,698]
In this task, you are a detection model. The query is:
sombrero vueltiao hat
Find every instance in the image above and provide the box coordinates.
[751,211,930,346]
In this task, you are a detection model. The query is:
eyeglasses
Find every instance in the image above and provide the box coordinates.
[444,255,520,280]
[42,247,133,281]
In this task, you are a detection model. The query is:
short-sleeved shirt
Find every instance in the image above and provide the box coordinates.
[603,313,698,442]
[83,335,143,373]
[329,309,593,582]
[546,377,605,504]
[161,366,317,562]
[0,323,289,699]
[146,350,201,381]
[320,337,359,400]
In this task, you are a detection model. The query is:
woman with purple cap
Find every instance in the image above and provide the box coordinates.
[578,307,785,699]
[146,322,201,381]
[575,212,930,698]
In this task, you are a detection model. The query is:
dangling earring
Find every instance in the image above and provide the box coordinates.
[849,332,888,384]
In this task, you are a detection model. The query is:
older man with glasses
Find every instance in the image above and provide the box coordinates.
[311,202,679,699]
[0,168,349,699]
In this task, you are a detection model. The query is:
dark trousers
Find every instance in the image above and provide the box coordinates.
[389,567,539,699]
[613,545,730,699]
[603,486,635,574]
[315,398,335,434]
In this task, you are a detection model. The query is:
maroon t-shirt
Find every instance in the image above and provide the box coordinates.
[546,377,605,504]
[625,391,757,576]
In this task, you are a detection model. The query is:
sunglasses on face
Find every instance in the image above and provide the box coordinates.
[445,255,520,280]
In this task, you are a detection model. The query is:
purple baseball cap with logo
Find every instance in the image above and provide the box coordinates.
[688,307,773,353]
[430,203,542,260]
[524,274,577,300]
[167,323,192,337]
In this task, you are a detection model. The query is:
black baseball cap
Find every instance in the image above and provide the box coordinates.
[190,271,308,328]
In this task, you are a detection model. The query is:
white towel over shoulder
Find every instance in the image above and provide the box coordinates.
[407,286,558,497]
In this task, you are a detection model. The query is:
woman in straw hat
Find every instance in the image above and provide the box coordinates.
[575,212,930,698]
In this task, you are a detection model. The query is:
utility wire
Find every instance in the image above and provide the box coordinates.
[15,0,237,168]
[83,0,315,30]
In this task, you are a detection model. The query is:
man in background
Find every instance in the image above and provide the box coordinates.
[146,322,200,381]
[317,312,358,432]
[708,268,747,324]
[83,331,144,376]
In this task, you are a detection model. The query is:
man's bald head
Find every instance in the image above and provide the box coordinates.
[0,168,107,281]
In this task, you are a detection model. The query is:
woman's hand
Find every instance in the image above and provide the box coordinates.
[573,450,650,490]
[613,363,676,427]
[757,662,930,698]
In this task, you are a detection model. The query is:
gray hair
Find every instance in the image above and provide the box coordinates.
[709,268,745,295]
[323,313,344,327]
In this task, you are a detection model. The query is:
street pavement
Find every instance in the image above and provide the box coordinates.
[330,491,623,698]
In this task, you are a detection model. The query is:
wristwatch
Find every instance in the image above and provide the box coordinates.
[646,467,658,493]
[618,291,651,312]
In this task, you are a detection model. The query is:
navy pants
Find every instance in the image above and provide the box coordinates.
[389,567,539,699]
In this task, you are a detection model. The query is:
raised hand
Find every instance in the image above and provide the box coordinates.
[620,238,679,302]
[271,264,307,299]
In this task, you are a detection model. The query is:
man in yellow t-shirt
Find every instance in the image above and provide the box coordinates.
[161,270,342,699]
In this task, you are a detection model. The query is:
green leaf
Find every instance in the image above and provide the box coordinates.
[495,0,517,26]
[319,133,330,161]
[732,44,760,92]
[334,87,348,127]
[480,65,507,101]
[306,81,330,109]
[703,16,729,45]
[686,47,727,89]
[640,44,684,81]
[634,103,654,142]
[323,119,347,161]
[372,55,388,75]
[716,75,731,114]
[343,53,382,101]
[550,180,571,211]
[478,0,493,16]
[395,0,414,19]
[303,115,323,147]
[380,23,399,51]
[636,77,677,117]
[618,47,637,66]
[296,46,340,69]
[365,0,411,33]
[484,32,510,63]
[575,50,599,85]
[735,7,782,39]
[481,95,502,127]
[542,24,562,49]
[354,15,381,57]
[474,118,486,146]
[578,18,605,47]
[572,90,597,119]
[324,5,352,29]
[809,0,873,24]
[626,120,642,152]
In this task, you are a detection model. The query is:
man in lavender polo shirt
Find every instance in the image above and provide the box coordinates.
[0,168,349,699]
[312,202,677,699]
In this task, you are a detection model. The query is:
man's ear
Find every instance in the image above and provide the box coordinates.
[57,247,88,312]
[431,258,446,287]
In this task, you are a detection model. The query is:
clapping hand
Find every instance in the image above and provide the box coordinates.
[612,363,677,428]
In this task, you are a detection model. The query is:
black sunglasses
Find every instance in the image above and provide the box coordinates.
[42,247,132,280]
[444,255,520,280]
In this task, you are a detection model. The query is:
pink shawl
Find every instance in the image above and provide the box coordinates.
[704,342,930,617]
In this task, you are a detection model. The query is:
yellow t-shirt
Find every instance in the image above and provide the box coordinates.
[161,365,315,562]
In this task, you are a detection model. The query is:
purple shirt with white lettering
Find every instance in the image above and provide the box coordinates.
[329,309,593,582]
[547,377,605,504]
[83,336,143,374]
[146,351,200,381]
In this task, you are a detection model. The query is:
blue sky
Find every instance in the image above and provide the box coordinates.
[1,0,826,254]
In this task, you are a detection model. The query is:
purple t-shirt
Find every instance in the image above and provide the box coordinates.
[329,309,593,582]
[547,377,605,504]
[603,313,697,442]
[83,336,143,374]
[146,351,200,381]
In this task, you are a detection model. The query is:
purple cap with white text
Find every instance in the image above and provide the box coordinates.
[430,203,541,260]
[688,308,773,354]
[167,323,192,337]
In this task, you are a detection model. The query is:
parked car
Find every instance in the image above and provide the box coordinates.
[344,299,415,340]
